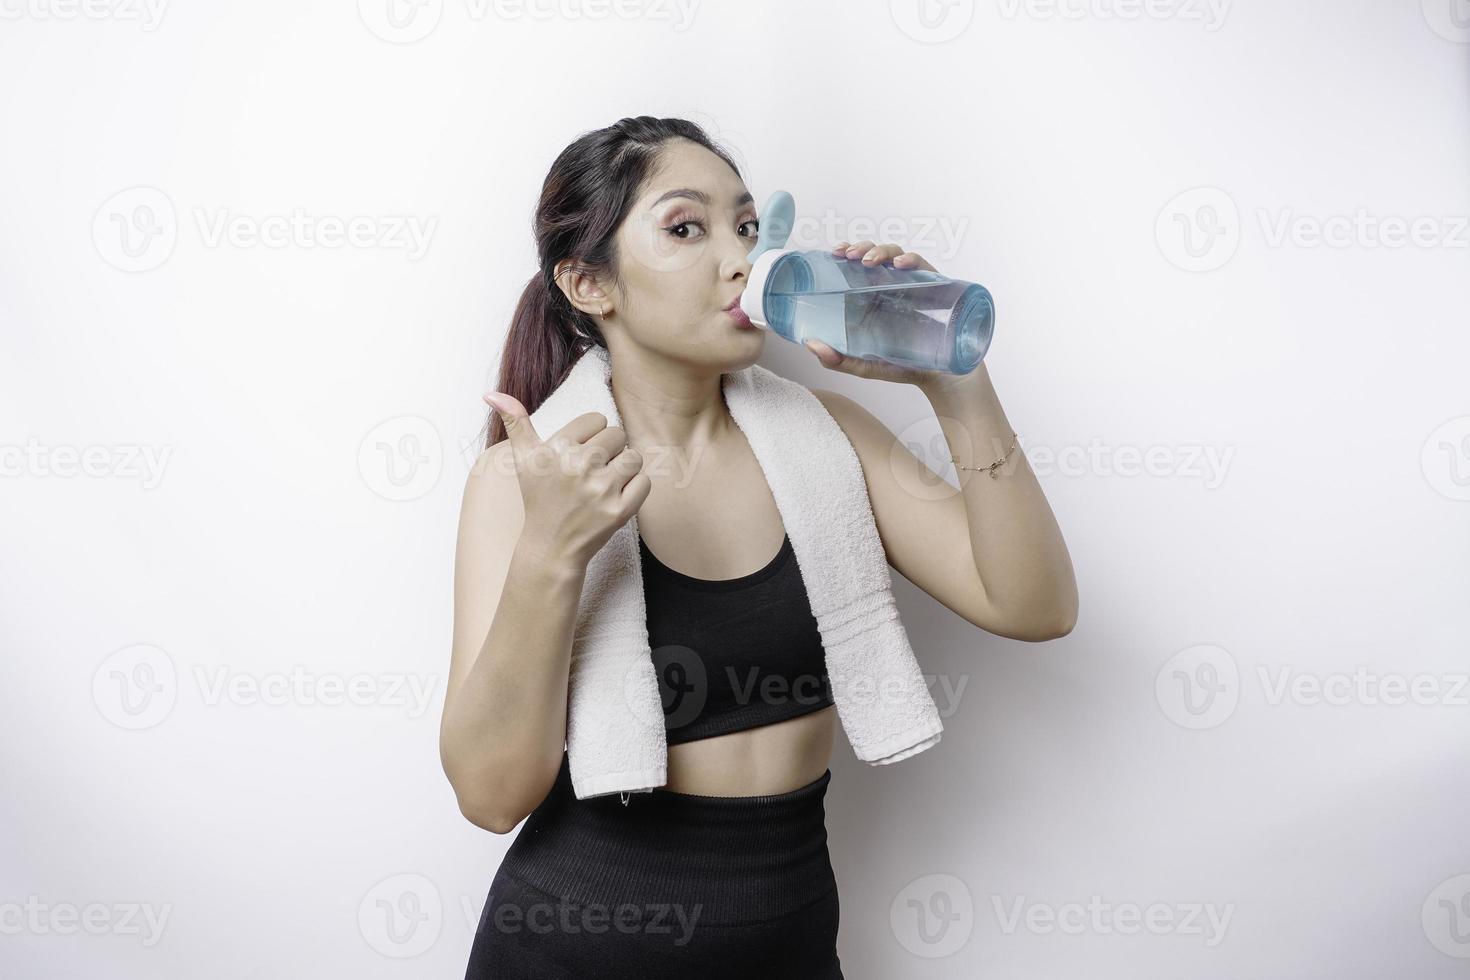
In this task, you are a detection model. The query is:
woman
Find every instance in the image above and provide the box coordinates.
[443,115,1078,977]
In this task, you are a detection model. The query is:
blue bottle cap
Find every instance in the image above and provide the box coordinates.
[746,190,795,263]
[739,190,797,329]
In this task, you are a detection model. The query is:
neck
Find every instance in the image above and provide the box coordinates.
[605,342,734,455]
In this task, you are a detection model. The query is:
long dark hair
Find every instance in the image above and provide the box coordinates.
[482,116,744,448]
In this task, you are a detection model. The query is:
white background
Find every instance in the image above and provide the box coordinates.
[3,1,1468,977]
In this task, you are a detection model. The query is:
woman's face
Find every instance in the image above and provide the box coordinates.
[607,139,763,361]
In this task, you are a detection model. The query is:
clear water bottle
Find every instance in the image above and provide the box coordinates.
[738,191,996,375]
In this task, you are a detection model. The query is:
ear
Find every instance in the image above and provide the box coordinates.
[552,258,611,319]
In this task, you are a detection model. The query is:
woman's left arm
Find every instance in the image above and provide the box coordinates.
[805,240,1079,643]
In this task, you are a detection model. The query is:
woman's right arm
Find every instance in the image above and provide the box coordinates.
[439,399,649,834]
[439,441,584,834]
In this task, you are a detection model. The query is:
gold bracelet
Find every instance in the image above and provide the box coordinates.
[952,433,1019,479]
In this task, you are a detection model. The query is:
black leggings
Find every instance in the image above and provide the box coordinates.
[464,752,844,979]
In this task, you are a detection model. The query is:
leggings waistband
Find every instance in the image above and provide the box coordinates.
[498,754,836,925]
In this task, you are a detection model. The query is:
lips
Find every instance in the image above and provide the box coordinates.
[724,292,754,329]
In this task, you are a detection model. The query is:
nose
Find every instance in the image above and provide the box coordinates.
[719,234,752,283]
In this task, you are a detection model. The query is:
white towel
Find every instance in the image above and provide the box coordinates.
[526,343,943,800]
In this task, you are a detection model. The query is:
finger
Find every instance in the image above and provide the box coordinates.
[808,340,886,379]
[842,240,876,260]
[581,423,630,468]
[893,251,934,271]
[832,241,850,253]
[607,442,647,486]
[804,339,848,369]
[551,411,613,457]
[484,391,541,465]
[617,471,654,518]
[861,243,905,265]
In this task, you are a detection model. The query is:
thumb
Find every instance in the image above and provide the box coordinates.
[483,390,540,458]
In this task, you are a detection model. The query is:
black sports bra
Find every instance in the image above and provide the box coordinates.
[638,531,835,745]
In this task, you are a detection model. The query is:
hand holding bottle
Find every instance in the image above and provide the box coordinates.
[740,190,995,379]
[800,241,981,389]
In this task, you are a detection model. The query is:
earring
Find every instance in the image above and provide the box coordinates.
[598,305,607,320]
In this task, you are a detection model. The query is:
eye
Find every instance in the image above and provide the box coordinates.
[662,212,706,240]
[660,214,762,241]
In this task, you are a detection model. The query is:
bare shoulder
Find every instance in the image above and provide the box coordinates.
[464,441,520,511]
[456,440,524,607]
[808,386,849,423]
[808,386,890,458]
[446,440,522,715]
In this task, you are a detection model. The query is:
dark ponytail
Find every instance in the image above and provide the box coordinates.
[481,115,743,448]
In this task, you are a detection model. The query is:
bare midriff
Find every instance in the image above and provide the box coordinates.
[664,704,836,797]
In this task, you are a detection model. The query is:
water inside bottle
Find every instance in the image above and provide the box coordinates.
[764,250,993,374]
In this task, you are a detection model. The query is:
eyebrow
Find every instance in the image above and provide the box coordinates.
[649,188,755,210]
